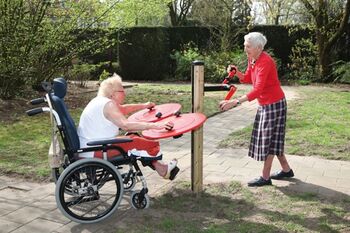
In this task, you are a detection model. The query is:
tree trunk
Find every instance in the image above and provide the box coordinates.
[168,2,178,26]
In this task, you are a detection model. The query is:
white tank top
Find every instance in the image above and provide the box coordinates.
[77,96,119,158]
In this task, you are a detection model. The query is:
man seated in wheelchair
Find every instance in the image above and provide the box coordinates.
[77,73,179,180]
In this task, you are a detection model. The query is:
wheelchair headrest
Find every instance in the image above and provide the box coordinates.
[53,77,67,98]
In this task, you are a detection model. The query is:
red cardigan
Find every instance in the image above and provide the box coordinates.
[240,52,285,106]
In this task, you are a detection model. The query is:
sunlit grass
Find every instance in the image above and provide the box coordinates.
[220,86,350,160]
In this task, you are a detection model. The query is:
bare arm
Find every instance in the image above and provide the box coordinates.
[118,102,155,115]
[104,101,168,131]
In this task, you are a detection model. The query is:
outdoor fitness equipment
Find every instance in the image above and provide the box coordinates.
[128,104,206,139]
[204,66,237,100]
[127,103,181,122]
[26,78,206,224]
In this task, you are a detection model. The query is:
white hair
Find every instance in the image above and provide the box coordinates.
[98,73,123,97]
[244,32,267,50]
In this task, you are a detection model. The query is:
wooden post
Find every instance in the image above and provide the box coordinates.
[191,60,204,193]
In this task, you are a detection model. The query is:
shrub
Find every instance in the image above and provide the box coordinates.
[0,1,116,99]
[99,69,111,83]
[287,38,318,84]
[67,63,98,87]
[170,43,204,81]
[332,60,350,84]
[171,44,286,84]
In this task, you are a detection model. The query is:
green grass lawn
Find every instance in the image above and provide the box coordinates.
[114,181,350,233]
[220,86,350,161]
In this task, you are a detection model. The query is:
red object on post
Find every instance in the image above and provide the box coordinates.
[222,66,237,84]
[141,113,207,139]
[224,85,237,100]
[128,103,181,122]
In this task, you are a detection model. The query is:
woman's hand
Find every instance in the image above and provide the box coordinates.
[144,102,156,109]
[227,65,237,73]
[219,99,240,111]
[154,121,174,130]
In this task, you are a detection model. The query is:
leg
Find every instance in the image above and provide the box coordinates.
[276,154,291,172]
[151,160,179,180]
[248,155,274,187]
[270,154,294,180]
[151,161,167,177]
[262,154,274,180]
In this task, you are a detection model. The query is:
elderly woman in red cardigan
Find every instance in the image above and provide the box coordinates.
[219,32,294,186]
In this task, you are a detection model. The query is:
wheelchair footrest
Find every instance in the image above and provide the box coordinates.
[128,149,162,161]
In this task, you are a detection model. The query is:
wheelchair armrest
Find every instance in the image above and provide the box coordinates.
[87,137,133,146]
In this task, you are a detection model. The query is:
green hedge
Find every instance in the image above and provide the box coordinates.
[77,25,349,82]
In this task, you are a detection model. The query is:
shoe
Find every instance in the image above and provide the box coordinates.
[270,169,294,180]
[248,176,272,187]
[163,159,180,180]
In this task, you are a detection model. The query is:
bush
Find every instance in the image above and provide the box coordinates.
[170,43,203,81]
[0,1,116,99]
[67,64,97,87]
[99,69,111,83]
[287,38,318,84]
[332,60,350,84]
[171,43,287,84]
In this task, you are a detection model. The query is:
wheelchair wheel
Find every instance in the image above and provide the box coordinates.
[130,190,150,209]
[55,158,124,224]
[121,172,136,191]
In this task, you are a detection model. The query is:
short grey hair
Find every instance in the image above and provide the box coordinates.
[98,73,123,97]
[244,32,267,49]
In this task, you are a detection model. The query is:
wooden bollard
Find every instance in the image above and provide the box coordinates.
[191,60,204,193]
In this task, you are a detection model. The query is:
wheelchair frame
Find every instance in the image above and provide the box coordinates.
[27,78,162,223]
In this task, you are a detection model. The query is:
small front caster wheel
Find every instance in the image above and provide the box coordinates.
[130,190,150,209]
[121,173,136,192]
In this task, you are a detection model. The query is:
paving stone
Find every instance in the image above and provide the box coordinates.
[11,218,63,233]
[306,175,337,187]
[2,206,49,224]
[336,178,350,189]
[29,195,57,210]
[0,219,21,232]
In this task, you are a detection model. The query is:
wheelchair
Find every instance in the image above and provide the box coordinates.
[26,78,163,223]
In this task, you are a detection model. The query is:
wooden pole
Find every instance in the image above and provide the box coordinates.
[191,60,204,193]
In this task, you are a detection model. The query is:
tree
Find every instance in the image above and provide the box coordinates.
[168,0,195,26]
[191,0,251,50]
[252,0,307,25]
[299,0,350,81]
[0,0,115,99]
[104,0,171,27]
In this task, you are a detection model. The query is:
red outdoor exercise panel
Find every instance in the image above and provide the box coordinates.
[141,113,207,140]
[128,103,181,122]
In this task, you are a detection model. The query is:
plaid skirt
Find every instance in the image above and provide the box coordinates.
[248,98,287,161]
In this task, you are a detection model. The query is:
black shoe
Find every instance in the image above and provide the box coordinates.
[248,176,272,187]
[270,169,294,180]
